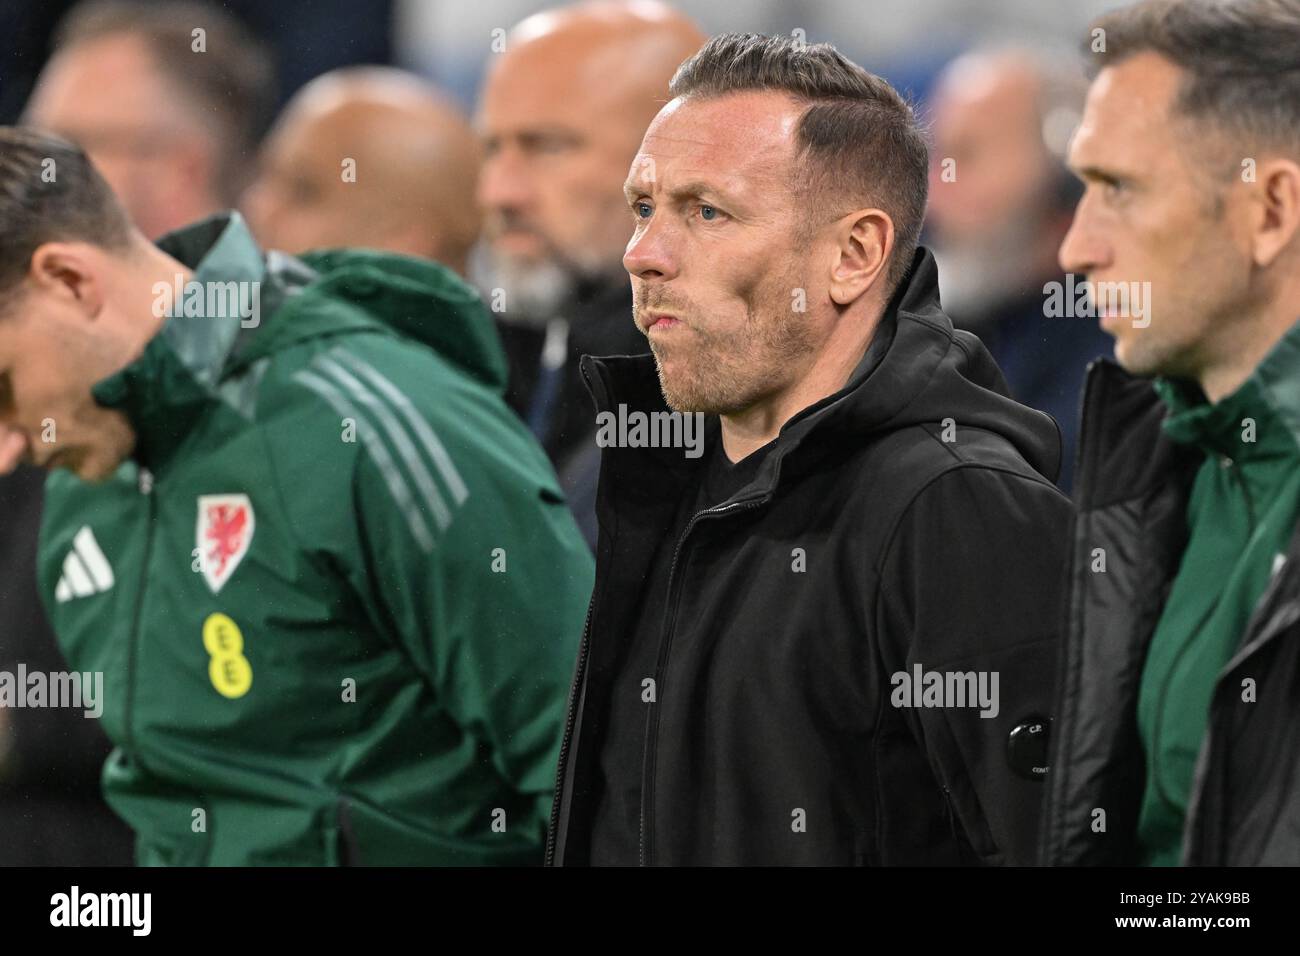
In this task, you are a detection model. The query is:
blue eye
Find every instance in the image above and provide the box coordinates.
[634,201,652,219]
[700,204,717,221]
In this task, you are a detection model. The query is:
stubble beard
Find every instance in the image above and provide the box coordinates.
[642,264,817,415]
[59,410,136,483]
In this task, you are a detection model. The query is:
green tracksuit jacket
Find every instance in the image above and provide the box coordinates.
[36,213,594,865]
[1136,316,1300,865]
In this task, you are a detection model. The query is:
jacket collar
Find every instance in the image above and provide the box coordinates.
[1155,316,1300,462]
[90,212,285,473]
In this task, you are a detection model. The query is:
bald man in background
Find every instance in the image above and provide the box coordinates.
[926,49,1111,490]
[476,1,705,546]
[242,67,481,275]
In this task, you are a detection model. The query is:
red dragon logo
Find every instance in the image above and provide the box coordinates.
[196,494,255,593]
[205,505,248,579]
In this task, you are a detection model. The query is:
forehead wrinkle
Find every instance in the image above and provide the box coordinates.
[643,123,788,167]
[635,135,785,202]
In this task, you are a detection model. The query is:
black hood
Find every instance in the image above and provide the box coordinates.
[581,247,1063,487]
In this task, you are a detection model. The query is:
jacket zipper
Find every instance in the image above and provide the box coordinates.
[545,357,612,867]
[940,785,964,854]
[1042,364,1100,864]
[123,467,157,754]
[544,590,595,866]
[1071,360,1104,500]
[639,496,766,866]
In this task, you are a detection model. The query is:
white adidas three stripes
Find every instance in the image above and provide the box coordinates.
[54,526,115,603]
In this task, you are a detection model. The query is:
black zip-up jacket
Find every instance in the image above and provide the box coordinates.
[547,250,1074,866]
[1041,360,1300,866]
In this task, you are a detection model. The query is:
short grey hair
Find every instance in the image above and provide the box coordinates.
[1089,0,1300,157]
[668,33,929,295]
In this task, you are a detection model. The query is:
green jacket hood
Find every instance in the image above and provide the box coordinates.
[286,246,508,392]
[92,214,508,470]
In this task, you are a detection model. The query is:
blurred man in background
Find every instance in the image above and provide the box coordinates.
[475,0,705,545]
[1042,0,1300,867]
[242,67,481,275]
[927,49,1111,489]
[23,0,275,240]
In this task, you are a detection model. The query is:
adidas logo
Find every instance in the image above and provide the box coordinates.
[54,527,115,603]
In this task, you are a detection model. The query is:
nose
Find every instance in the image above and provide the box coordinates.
[477,142,532,214]
[1058,191,1110,277]
[623,215,678,283]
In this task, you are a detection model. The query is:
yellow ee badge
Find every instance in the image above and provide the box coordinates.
[202,612,253,698]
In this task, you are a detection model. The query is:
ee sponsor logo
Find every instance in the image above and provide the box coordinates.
[202,612,252,698]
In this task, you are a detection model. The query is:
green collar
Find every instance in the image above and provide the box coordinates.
[159,211,268,387]
[1156,316,1300,461]
[90,213,279,472]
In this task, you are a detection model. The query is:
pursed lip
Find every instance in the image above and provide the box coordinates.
[640,312,681,332]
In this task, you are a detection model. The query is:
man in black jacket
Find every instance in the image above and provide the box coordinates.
[548,33,1073,866]
[1041,0,1300,867]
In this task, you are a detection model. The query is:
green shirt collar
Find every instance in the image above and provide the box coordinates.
[90,212,271,472]
[1156,316,1300,461]
[154,211,268,389]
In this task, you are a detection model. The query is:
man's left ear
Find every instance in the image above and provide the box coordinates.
[28,242,106,319]
[829,208,893,307]
[1249,157,1300,268]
